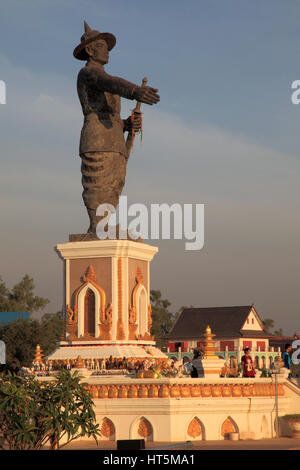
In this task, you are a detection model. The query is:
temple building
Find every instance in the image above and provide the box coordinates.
[166,305,281,366]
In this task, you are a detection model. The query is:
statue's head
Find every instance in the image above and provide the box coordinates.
[85,39,109,65]
[73,21,116,62]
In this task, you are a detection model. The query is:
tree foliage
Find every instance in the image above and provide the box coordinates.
[262,318,275,332]
[262,318,284,336]
[0,369,100,450]
[0,313,64,367]
[150,290,174,347]
[274,328,284,336]
[150,292,194,347]
[0,274,49,315]
[40,312,64,356]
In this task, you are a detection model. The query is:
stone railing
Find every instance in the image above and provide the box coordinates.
[168,348,282,366]
[85,381,285,399]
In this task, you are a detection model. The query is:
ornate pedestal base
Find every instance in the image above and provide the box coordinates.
[48,239,167,363]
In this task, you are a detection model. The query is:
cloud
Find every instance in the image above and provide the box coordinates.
[0,57,299,334]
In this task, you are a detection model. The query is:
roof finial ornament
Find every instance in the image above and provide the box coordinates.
[34,344,43,363]
[83,265,97,283]
[203,325,218,358]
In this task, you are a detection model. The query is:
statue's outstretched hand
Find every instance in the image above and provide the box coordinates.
[133,86,160,105]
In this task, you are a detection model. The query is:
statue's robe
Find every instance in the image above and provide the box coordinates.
[77,61,137,211]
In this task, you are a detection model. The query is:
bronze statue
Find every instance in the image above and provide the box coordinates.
[73,22,160,233]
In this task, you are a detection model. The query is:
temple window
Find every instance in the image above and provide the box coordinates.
[84,288,95,336]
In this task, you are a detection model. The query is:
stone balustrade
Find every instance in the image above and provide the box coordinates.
[85,381,285,399]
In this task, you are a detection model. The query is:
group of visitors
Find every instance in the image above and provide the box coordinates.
[183,344,293,378]
[241,343,292,377]
[183,349,203,378]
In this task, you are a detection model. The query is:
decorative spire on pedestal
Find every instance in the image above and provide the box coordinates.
[203,325,218,358]
[194,325,225,378]
[75,355,85,368]
[34,344,43,363]
[72,355,93,378]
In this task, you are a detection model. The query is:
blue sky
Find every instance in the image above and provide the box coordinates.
[2,0,300,154]
[0,0,300,334]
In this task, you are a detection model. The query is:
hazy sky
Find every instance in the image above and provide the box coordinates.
[0,0,300,334]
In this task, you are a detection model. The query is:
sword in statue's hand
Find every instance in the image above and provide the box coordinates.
[126,77,148,156]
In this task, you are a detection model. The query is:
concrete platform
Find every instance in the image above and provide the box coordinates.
[62,437,300,450]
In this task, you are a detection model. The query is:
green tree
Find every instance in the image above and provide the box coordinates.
[262,318,275,332]
[0,277,9,311]
[262,318,284,336]
[0,369,100,450]
[0,274,49,316]
[150,290,174,348]
[0,313,64,367]
[40,312,64,355]
[274,328,284,336]
[0,318,44,366]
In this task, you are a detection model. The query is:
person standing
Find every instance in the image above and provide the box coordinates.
[184,359,194,377]
[191,349,203,378]
[241,348,256,377]
[281,344,291,370]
